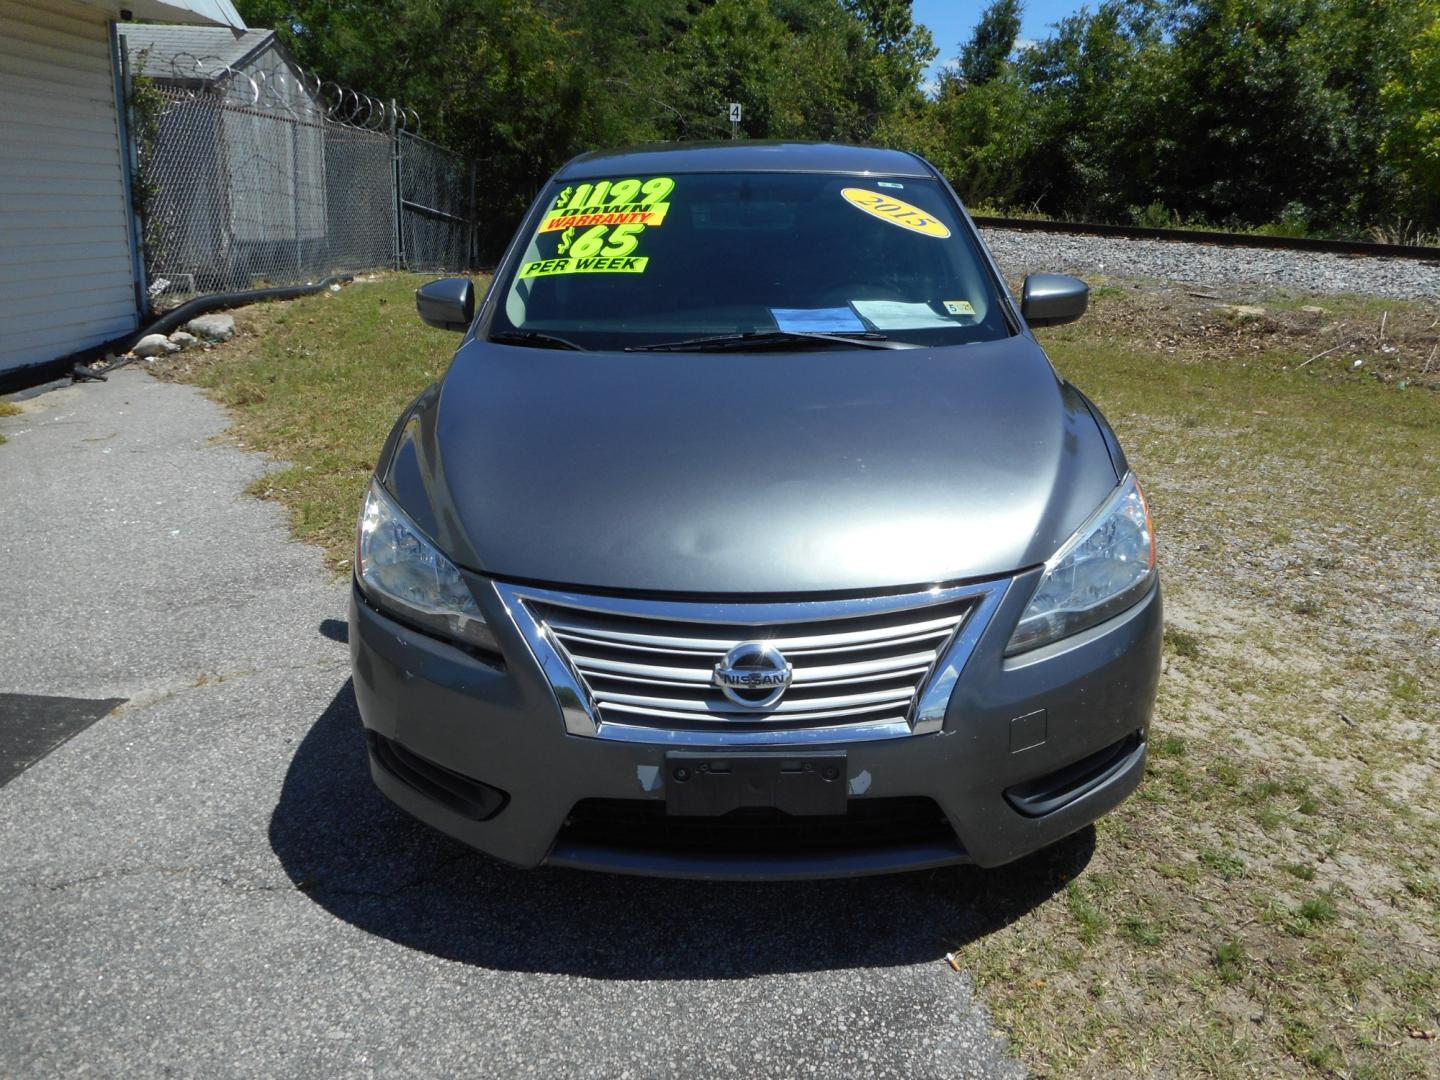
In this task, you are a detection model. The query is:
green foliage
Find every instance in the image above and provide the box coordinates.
[1212,938,1248,984]
[945,0,1440,234]
[234,0,1440,241]
[1380,9,1440,227]
[1130,201,1173,229]
[930,74,1030,208]
[666,0,833,140]
[959,0,1021,87]
[125,50,169,271]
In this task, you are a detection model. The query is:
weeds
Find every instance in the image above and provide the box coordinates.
[1163,626,1202,658]
[0,399,20,445]
[1066,883,1108,945]
[1213,939,1248,984]
[1198,848,1246,880]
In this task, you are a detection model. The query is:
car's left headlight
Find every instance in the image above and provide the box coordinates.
[356,479,497,651]
[1007,472,1156,655]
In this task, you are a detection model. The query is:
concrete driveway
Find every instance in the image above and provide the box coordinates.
[0,368,1070,1077]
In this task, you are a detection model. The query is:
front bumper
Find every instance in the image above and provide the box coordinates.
[349,570,1162,878]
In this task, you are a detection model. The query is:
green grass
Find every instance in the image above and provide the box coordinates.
[1120,915,1163,946]
[1390,674,1422,703]
[1163,626,1202,658]
[1298,895,1340,926]
[1151,733,1187,757]
[1198,848,1246,880]
[1066,882,1108,945]
[0,398,21,445]
[1213,939,1248,985]
[164,272,1440,1077]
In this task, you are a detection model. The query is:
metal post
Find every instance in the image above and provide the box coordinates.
[467,157,477,270]
[291,112,302,279]
[390,98,403,270]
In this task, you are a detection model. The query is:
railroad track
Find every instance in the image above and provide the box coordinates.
[971,215,1440,263]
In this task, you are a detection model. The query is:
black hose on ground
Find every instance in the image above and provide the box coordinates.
[0,274,356,393]
[123,273,357,347]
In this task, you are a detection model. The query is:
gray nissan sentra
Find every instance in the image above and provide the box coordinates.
[349,142,1162,879]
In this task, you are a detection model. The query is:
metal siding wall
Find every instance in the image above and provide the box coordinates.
[0,0,140,375]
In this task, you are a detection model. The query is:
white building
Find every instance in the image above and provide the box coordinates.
[0,0,245,386]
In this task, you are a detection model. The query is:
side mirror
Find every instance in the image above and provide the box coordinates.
[1021,274,1088,328]
[416,277,474,332]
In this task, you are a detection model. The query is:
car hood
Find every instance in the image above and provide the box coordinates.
[384,335,1119,594]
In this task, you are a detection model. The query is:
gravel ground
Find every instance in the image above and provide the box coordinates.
[982,227,1440,299]
[0,370,1024,1079]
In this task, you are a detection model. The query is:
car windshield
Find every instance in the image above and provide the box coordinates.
[491,171,1012,351]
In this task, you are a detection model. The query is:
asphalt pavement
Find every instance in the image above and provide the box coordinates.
[0,368,1054,1078]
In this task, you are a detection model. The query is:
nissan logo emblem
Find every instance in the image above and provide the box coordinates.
[712,641,793,709]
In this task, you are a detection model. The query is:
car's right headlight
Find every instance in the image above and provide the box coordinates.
[355,479,497,651]
[1006,472,1156,654]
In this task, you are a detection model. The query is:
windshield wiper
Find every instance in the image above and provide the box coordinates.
[626,330,913,352]
[489,330,585,351]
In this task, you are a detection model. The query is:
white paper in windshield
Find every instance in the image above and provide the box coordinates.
[850,300,959,330]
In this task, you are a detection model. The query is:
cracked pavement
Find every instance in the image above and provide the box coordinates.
[0,368,1030,1078]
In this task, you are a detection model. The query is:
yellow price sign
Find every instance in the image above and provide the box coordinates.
[542,177,674,232]
[519,255,649,278]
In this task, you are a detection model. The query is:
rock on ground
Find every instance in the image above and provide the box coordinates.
[167,330,199,349]
[186,313,236,341]
[132,333,179,358]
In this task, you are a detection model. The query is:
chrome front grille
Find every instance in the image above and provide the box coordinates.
[497,580,1009,746]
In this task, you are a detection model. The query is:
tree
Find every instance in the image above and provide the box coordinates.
[1380,6,1440,228]
[843,0,938,95]
[1002,0,1166,219]
[929,73,1030,208]
[959,0,1021,87]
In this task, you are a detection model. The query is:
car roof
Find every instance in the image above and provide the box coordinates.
[555,142,935,180]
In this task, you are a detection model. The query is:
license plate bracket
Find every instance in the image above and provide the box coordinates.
[663,751,848,817]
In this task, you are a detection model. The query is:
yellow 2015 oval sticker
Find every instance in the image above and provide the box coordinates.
[841,188,951,238]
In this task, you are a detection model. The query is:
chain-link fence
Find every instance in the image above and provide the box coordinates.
[127,46,476,306]
[399,130,475,274]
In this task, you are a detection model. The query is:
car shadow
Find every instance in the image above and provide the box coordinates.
[270,679,1093,979]
[318,618,348,645]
